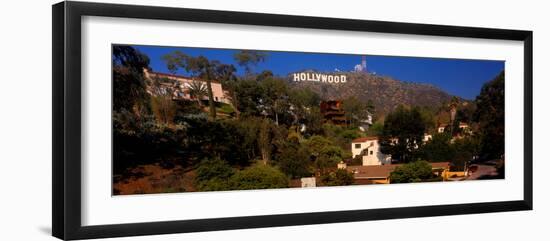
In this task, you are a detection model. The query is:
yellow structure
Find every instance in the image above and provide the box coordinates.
[442,170,467,180]
[344,162,452,184]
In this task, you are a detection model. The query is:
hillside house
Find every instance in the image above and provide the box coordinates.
[320,100,347,126]
[437,122,472,134]
[437,124,448,133]
[338,161,451,184]
[143,68,230,104]
[352,134,432,166]
[351,137,392,166]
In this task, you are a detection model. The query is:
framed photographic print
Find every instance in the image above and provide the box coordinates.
[52,1,533,240]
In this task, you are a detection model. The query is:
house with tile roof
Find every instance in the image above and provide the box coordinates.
[338,161,451,184]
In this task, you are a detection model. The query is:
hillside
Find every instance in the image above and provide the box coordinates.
[289,72,455,116]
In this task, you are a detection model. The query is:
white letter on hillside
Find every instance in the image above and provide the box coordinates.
[341,75,347,83]
[315,73,321,81]
[293,73,300,81]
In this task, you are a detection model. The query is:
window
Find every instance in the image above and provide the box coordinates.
[355,144,361,149]
[370,151,373,155]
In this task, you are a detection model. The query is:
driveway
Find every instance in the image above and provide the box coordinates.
[466,164,499,180]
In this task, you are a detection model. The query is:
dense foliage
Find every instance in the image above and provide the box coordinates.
[474,71,505,160]
[112,45,505,194]
[379,106,426,163]
[321,169,355,186]
[389,160,435,183]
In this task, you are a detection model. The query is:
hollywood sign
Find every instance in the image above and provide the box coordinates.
[293,72,347,84]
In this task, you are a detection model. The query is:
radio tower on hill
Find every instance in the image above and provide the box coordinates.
[354,56,368,73]
[361,56,367,73]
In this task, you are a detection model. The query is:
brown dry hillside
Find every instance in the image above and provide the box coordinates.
[289,72,454,116]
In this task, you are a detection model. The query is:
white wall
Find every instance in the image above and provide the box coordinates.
[0,0,548,240]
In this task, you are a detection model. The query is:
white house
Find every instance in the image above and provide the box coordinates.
[423,134,432,142]
[437,124,448,133]
[351,137,392,166]
[351,134,433,166]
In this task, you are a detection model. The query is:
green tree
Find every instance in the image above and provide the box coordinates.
[275,141,312,178]
[256,70,274,81]
[261,78,290,125]
[366,121,384,136]
[229,165,289,190]
[289,88,321,109]
[474,71,504,160]
[455,103,476,125]
[389,160,434,183]
[420,132,453,162]
[234,79,265,116]
[379,106,426,163]
[448,96,460,132]
[302,107,324,136]
[112,45,150,113]
[417,106,437,133]
[162,51,221,119]
[342,96,367,127]
[316,145,345,174]
[288,88,322,134]
[183,117,252,167]
[301,135,344,174]
[304,135,333,157]
[451,136,480,171]
[258,118,274,164]
[195,158,235,191]
[150,94,176,125]
[231,117,262,160]
[320,169,354,186]
[233,50,268,75]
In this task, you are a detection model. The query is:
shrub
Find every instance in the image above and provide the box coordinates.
[229,165,289,190]
[390,160,434,183]
[275,142,312,178]
[195,158,235,191]
[218,103,236,115]
[321,169,354,186]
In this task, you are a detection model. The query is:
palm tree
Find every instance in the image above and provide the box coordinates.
[448,96,459,134]
[163,51,217,119]
[188,81,208,107]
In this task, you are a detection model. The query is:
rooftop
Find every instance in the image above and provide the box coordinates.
[346,162,450,179]
[146,70,222,84]
[351,136,379,143]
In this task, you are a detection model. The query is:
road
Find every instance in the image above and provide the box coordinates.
[466,164,499,180]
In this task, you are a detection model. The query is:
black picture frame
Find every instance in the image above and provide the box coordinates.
[52,1,533,240]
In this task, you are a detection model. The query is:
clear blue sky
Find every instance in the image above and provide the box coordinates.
[133,45,504,100]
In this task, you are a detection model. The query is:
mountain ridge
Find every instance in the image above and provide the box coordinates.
[288,72,456,116]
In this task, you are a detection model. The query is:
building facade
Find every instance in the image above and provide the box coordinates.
[339,162,451,184]
[320,100,347,126]
[351,137,392,166]
[143,68,230,104]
